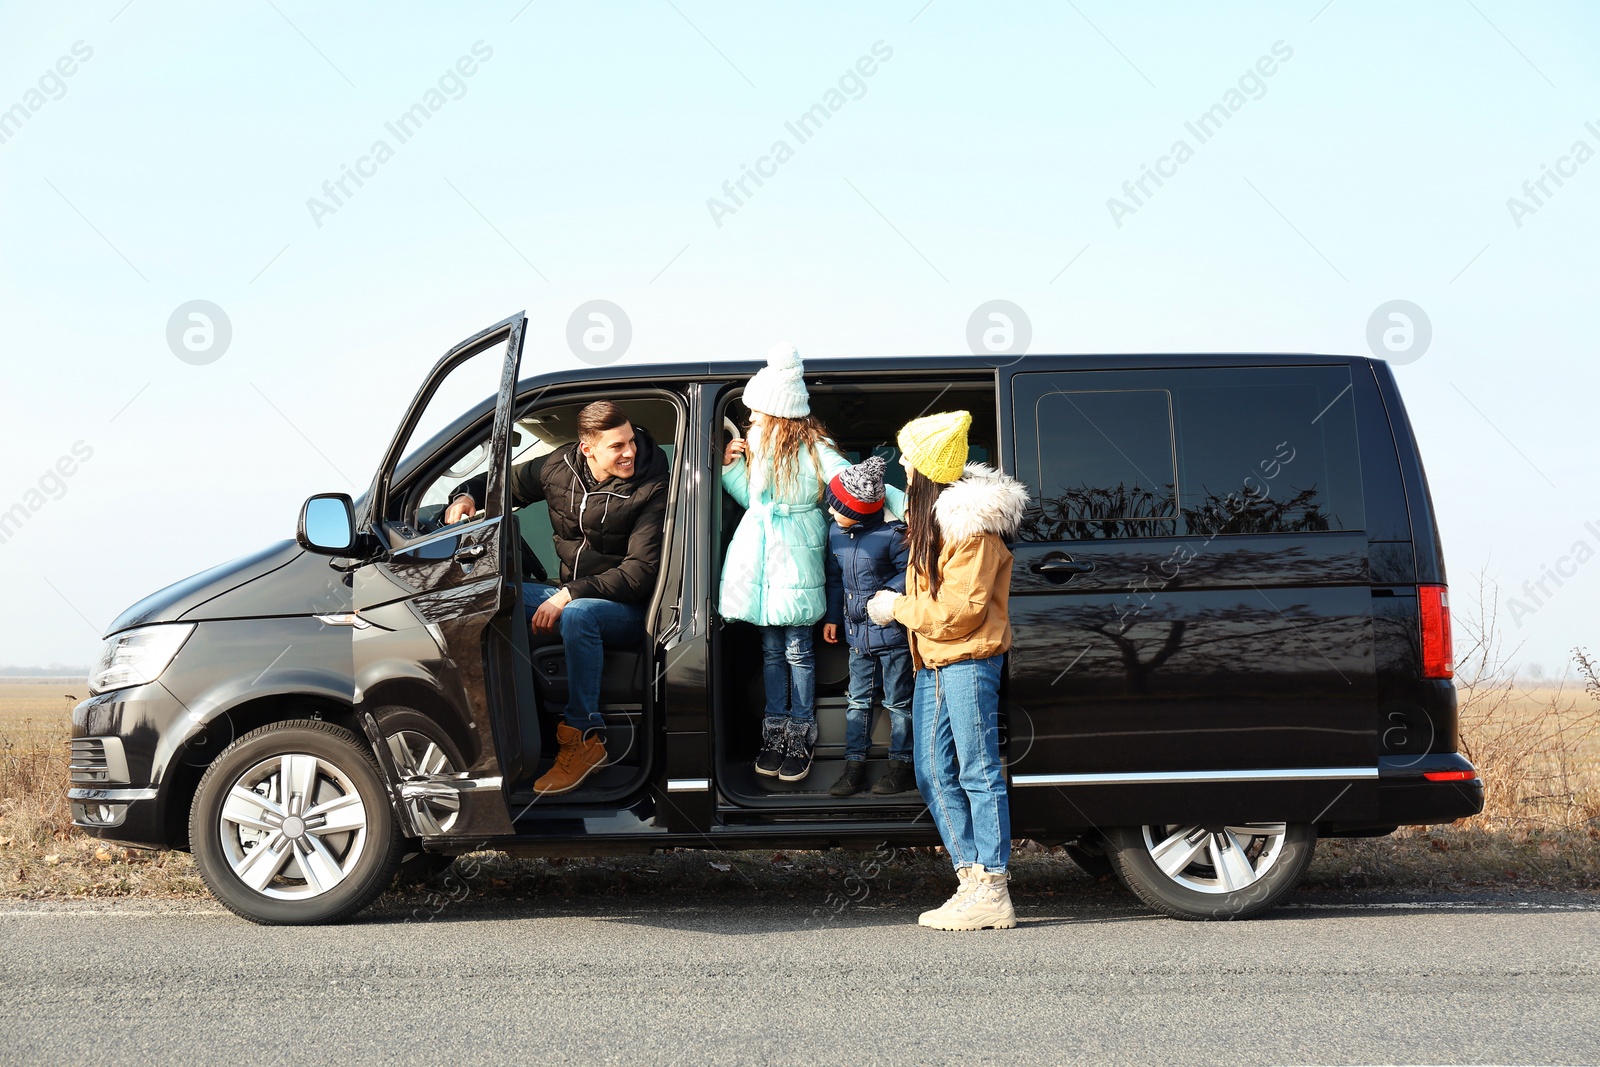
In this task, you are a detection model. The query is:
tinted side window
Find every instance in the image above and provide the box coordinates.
[1015,366,1365,541]
[1025,388,1177,540]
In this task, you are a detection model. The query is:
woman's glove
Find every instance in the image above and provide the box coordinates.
[867,589,901,626]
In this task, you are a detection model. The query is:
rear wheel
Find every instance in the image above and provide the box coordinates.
[1106,822,1315,920]
[190,720,403,925]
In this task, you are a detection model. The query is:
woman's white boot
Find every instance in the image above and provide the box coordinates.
[922,864,1016,931]
[917,866,974,927]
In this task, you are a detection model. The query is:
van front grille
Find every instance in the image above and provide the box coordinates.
[69,737,129,785]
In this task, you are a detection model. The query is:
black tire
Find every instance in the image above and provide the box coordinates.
[1064,840,1115,881]
[393,851,457,887]
[1106,822,1316,921]
[190,719,404,925]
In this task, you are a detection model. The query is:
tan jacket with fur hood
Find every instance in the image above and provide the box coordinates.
[891,463,1030,671]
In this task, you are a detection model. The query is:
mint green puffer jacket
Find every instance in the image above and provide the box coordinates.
[720,441,905,627]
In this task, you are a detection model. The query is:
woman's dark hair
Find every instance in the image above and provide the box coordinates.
[904,466,949,597]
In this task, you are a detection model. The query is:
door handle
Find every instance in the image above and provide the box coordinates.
[454,543,487,563]
[1029,555,1094,583]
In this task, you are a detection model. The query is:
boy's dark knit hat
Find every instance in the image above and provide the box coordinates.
[824,455,887,521]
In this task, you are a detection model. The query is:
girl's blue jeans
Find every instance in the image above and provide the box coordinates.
[759,624,815,722]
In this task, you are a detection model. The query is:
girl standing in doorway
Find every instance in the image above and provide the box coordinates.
[720,343,903,783]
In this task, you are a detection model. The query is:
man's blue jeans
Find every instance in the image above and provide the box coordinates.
[912,654,1010,873]
[844,645,913,762]
[524,583,645,732]
[759,624,815,722]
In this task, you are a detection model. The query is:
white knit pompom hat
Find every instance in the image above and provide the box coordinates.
[742,342,810,418]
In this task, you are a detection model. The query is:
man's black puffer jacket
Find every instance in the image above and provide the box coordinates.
[451,426,670,604]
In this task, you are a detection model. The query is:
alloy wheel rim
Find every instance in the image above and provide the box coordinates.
[219,753,368,900]
[387,730,461,835]
[1140,823,1287,894]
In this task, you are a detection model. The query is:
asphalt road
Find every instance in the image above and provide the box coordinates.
[3,888,1599,1066]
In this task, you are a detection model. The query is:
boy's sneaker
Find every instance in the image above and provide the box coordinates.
[829,760,868,796]
[777,719,816,782]
[872,758,917,795]
[923,864,1016,931]
[754,716,786,777]
[917,866,975,927]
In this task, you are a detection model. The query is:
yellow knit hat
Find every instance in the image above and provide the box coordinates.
[897,410,971,483]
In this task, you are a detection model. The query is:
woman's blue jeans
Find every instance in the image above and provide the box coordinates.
[913,654,1010,873]
[759,625,815,722]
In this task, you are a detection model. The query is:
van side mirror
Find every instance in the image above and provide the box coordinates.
[297,493,355,554]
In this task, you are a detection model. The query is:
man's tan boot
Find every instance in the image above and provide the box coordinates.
[917,866,975,927]
[534,723,607,796]
[922,864,1016,931]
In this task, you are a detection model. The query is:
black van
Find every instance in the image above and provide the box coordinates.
[68,312,1482,924]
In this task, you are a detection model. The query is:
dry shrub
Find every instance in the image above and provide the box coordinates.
[1452,574,1600,833]
[0,715,72,851]
[0,693,201,897]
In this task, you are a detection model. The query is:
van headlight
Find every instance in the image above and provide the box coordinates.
[89,624,195,695]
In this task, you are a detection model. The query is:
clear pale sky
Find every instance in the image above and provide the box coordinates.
[1,2,1595,678]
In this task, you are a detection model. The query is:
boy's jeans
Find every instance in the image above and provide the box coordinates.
[912,654,1010,873]
[523,583,645,732]
[844,645,913,762]
[759,624,815,722]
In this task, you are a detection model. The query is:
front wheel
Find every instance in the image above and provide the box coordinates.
[1105,822,1315,921]
[190,720,404,925]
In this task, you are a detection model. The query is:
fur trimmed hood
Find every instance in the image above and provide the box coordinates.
[933,463,1029,542]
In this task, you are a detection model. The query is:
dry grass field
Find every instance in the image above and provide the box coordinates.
[4,622,1598,902]
[0,682,204,897]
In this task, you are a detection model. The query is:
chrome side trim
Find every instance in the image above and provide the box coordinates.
[314,612,372,629]
[666,778,710,793]
[1012,767,1380,787]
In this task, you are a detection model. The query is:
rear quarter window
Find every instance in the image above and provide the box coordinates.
[1015,366,1364,541]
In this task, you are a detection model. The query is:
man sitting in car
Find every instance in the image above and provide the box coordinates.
[444,400,669,796]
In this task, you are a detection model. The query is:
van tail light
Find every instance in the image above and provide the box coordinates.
[1419,584,1453,679]
[1423,769,1476,782]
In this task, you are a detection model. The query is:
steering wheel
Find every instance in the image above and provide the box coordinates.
[512,511,550,582]
[521,540,549,582]
[413,502,448,535]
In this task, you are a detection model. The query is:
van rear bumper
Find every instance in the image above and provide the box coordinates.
[1375,752,1484,825]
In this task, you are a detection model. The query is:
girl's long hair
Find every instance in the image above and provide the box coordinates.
[752,412,836,496]
[904,466,950,597]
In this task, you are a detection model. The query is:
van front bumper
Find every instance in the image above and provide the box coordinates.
[67,681,189,848]
[69,787,158,830]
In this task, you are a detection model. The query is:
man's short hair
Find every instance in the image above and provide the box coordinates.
[576,400,630,441]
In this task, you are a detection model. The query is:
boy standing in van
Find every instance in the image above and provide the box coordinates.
[821,456,917,797]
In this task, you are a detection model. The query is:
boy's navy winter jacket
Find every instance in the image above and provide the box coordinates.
[823,516,910,652]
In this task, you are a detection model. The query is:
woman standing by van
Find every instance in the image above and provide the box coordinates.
[721,344,905,783]
[868,411,1028,930]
